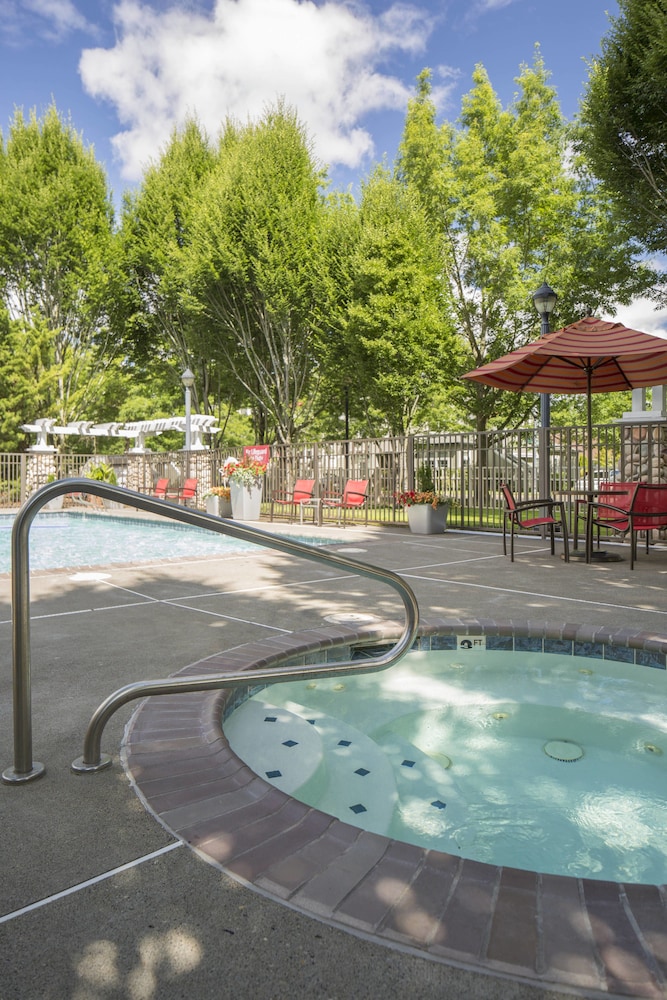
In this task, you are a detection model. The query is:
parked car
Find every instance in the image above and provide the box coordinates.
[577,469,620,491]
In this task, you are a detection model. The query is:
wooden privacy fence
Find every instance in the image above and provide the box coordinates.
[3,419,667,530]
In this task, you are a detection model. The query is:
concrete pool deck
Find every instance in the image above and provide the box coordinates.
[2,516,667,999]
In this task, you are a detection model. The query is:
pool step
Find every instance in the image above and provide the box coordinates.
[222,699,324,794]
[225,697,397,836]
[299,711,397,835]
[224,695,472,847]
[373,731,468,850]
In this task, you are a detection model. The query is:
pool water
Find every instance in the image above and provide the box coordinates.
[0,512,335,572]
[225,648,667,884]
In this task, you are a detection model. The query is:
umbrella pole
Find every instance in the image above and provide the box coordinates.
[584,365,623,564]
[587,367,594,497]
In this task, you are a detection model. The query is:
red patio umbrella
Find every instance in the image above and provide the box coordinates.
[462,316,667,494]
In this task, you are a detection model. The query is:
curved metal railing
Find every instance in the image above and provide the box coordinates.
[2,479,419,784]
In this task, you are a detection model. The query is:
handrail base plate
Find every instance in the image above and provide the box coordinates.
[2,762,46,784]
[71,753,113,775]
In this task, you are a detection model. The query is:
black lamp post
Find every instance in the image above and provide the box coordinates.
[531,282,558,499]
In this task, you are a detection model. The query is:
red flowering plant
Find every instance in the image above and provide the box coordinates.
[396,489,448,510]
[224,457,269,487]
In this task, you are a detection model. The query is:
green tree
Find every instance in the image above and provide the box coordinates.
[578,0,667,254]
[188,103,328,445]
[0,106,118,437]
[117,118,224,423]
[307,190,363,439]
[341,167,457,435]
[0,310,52,450]
[398,58,655,431]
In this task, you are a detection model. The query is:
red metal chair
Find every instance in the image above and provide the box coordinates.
[167,477,198,505]
[322,479,369,525]
[152,477,169,499]
[500,483,569,562]
[269,479,315,522]
[586,482,667,568]
[573,480,635,552]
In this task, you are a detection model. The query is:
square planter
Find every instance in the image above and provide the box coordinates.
[206,495,233,518]
[406,502,449,534]
[230,482,263,521]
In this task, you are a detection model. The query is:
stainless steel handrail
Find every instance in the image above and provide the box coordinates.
[2,479,419,784]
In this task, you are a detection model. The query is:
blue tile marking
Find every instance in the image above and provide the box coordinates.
[401,760,415,768]
[544,639,574,655]
[430,634,457,650]
[412,631,667,674]
[637,649,667,669]
[266,770,282,778]
[338,739,352,747]
[431,800,447,810]
[486,636,513,651]
[282,740,299,747]
[264,716,277,722]
[515,637,543,652]
[574,641,604,660]
[350,803,367,814]
[604,645,634,663]
[355,767,370,776]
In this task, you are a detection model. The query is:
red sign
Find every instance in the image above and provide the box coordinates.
[243,445,270,467]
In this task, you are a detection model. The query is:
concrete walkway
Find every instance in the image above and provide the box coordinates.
[1,517,666,999]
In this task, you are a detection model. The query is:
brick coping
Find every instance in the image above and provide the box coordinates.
[123,618,667,999]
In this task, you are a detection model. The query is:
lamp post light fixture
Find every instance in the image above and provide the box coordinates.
[181,368,195,452]
[531,282,558,502]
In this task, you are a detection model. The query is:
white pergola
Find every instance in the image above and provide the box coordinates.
[21,415,221,453]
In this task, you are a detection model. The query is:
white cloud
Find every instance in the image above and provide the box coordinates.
[477,0,514,9]
[605,298,667,338]
[1,0,96,40]
[79,0,433,181]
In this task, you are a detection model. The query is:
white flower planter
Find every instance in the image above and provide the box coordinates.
[230,482,263,521]
[206,495,233,518]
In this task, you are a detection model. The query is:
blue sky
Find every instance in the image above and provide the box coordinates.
[1,0,618,202]
[3,0,664,334]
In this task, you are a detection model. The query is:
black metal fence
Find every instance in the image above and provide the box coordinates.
[4,418,666,529]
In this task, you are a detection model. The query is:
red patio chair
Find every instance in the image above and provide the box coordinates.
[269,479,315,522]
[587,482,667,568]
[167,477,198,505]
[500,483,569,562]
[322,479,369,525]
[152,477,169,499]
[581,481,636,552]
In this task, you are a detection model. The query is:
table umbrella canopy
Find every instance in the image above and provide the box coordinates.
[462,316,667,394]
[462,316,667,494]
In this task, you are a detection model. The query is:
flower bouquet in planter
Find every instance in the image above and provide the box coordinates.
[224,457,268,521]
[396,489,451,534]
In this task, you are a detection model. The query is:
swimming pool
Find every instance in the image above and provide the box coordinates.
[225,642,667,884]
[0,512,336,572]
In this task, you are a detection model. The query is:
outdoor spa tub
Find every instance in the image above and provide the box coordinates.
[125,618,667,998]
